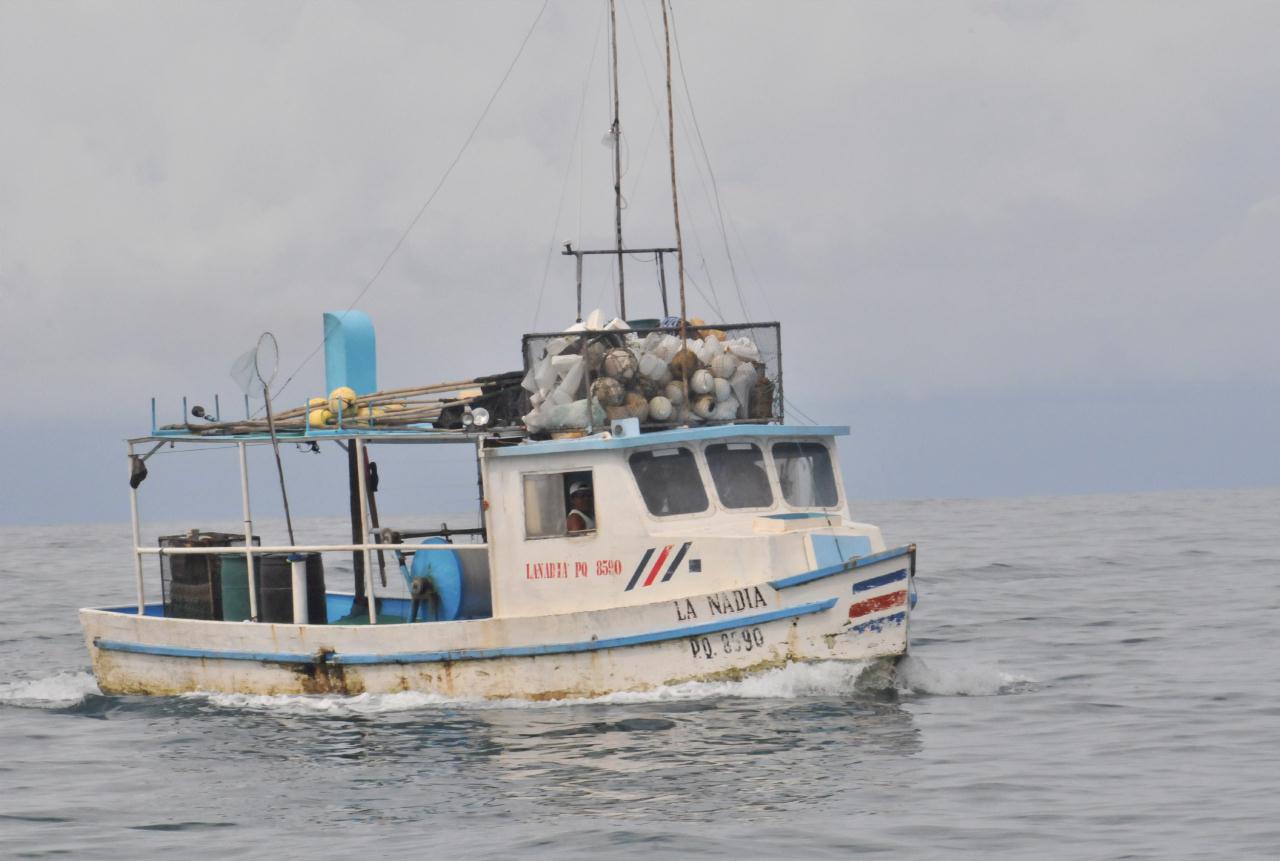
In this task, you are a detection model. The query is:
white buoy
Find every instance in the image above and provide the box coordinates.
[690,369,714,394]
[727,337,761,362]
[664,381,686,406]
[710,396,740,421]
[638,353,670,383]
[710,352,739,380]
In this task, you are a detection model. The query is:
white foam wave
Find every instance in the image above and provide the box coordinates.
[199,689,461,715]
[197,660,887,715]
[895,655,1030,696]
[0,672,100,707]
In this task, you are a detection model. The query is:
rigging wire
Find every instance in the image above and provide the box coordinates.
[635,3,726,320]
[683,270,726,320]
[271,0,551,403]
[533,5,607,329]
[726,208,779,322]
[675,5,821,427]
[669,1,751,322]
[617,0,664,217]
[784,397,820,426]
[670,4,819,423]
[669,177,724,315]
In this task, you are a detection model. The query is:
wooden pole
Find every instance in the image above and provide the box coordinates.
[661,0,687,344]
[262,384,296,545]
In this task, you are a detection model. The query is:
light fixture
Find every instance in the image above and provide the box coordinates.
[462,406,490,430]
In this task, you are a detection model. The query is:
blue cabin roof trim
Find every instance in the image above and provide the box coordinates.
[487,424,850,458]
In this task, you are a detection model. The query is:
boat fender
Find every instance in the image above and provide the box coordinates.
[406,537,463,622]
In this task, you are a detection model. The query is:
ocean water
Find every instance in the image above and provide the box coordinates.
[1,487,1277,859]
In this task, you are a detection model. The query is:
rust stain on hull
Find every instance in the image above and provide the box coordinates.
[294,655,363,696]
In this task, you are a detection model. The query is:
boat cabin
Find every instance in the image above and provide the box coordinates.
[482,422,882,618]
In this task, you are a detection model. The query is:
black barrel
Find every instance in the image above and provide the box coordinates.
[255,553,328,625]
[159,531,258,620]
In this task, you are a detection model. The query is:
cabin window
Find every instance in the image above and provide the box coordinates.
[523,470,594,538]
[628,447,708,516]
[705,442,773,509]
[772,442,839,508]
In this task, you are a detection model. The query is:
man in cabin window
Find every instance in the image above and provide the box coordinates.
[566,481,596,533]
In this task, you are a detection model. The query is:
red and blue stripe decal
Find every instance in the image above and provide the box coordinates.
[848,567,910,629]
[625,542,693,591]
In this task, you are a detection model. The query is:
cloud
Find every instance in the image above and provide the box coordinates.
[0,1,1275,505]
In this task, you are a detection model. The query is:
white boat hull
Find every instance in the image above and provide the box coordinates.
[82,547,914,700]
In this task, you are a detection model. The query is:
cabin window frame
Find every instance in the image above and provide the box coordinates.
[768,440,844,511]
[627,445,716,520]
[700,439,780,513]
[520,467,597,540]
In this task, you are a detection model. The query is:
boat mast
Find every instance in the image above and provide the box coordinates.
[660,0,687,340]
[560,5,676,319]
[609,0,626,319]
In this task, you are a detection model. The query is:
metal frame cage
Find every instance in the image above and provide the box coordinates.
[519,322,782,435]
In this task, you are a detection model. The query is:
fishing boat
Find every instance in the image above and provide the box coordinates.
[78,3,918,700]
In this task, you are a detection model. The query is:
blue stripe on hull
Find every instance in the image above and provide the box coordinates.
[93,598,838,668]
[852,569,908,593]
[769,544,913,590]
[93,641,316,664]
[335,599,838,665]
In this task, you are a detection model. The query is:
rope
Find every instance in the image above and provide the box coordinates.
[271,0,551,404]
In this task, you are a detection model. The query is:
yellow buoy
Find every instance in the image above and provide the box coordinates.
[328,386,357,417]
[308,397,328,409]
[383,402,406,412]
[308,407,334,428]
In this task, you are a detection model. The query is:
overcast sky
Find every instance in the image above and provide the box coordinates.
[1,1,1277,526]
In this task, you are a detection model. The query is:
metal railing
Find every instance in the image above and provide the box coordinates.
[127,435,487,626]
